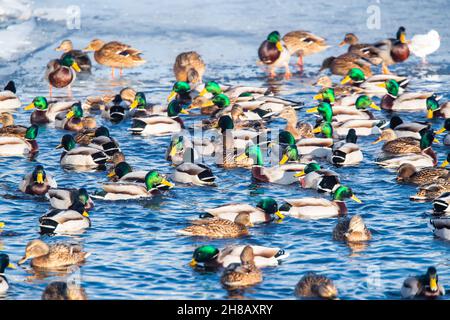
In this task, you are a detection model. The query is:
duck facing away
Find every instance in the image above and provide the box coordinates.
[333,215,372,242]
[42,281,87,300]
[295,272,338,299]
[173,51,205,84]
[18,239,90,269]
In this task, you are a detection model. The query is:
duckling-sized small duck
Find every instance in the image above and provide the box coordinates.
[329,128,363,166]
[0,81,20,110]
[42,281,87,300]
[173,51,205,84]
[57,134,108,169]
[177,212,253,239]
[130,99,188,136]
[397,163,449,186]
[0,112,27,137]
[24,96,76,124]
[340,67,409,97]
[39,201,90,235]
[401,267,444,299]
[220,246,263,290]
[189,245,289,269]
[19,165,57,195]
[295,272,338,300]
[373,26,410,74]
[45,54,81,97]
[320,52,372,77]
[47,187,94,211]
[436,118,450,146]
[333,215,371,242]
[0,253,15,295]
[279,185,362,219]
[409,30,440,64]
[257,31,292,79]
[379,79,434,111]
[375,130,439,169]
[101,170,174,200]
[203,197,284,225]
[18,239,90,269]
[55,39,92,72]
[282,30,329,70]
[170,147,215,186]
[0,124,39,157]
[84,39,145,79]
[432,192,450,214]
[426,95,449,119]
[236,144,305,185]
[55,102,87,132]
[295,162,340,193]
[373,127,433,154]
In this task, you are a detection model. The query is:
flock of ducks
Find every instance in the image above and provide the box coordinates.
[0,25,446,300]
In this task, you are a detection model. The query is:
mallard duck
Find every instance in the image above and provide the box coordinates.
[397,163,449,186]
[328,129,363,166]
[426,95,450,119]
[173,51,205,84]
[0,253,15,295]
[373,127,435,154]
[82,126,120,157]
[410,180,450,201]
[220,246,263,289]
[202,197,284,225]
[129,99,188,136]
[431,216,450,240]
[0,124,39,157]
[379,79,434,111]
[165,134,215,166]
[340,67,409,97]
[170,148,215,186]
[177,213,252,238]
[278,107,304,139]
[387,115,430,139]
[197,81,270,101]
[39,201,90,235]
[18,239,90,269]
[295,162,340,192]
[42,281,87,300]
[45,54,81,96]
[57,134,108,168]
[55,102,87,132]
[55,39,92,72]
[101,170,174,200]
[0,112,27,137]
[282,30,328,69]
[401,267,444,298]
[338,33,383,65]
[101,94,128,124]
[187,93,231,117]
[106,162,146,183]
[129,92,164,118]
[279,185,362,219]
[373,26,410,74]
[409,30,440,64]
[257,31,292,79]
[47,187,94,211]
[167,81,193,104]
[376,131,439,169]
[0,81,20,110]
[333,215,371,242]
[236,144,305,185]
[436,118,450,146]
[320,52,372,77]
[83,39,145,78]
[295,272,338,300]
[189,245,289,269]
[24,96,76,124]
[313,76,363,97]
[433,192,450,213]
[19,165,57,195]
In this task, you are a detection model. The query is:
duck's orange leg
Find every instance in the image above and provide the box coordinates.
[284,65,292,80]
[297,55,304,72]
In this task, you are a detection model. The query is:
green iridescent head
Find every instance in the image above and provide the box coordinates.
[244,144,264,166]
[0,253,13,274]
[332,185,361,202]
[316,102,333,123]
[77,188,90,205]
[267,31,281,43]
[114,162,132,178]
[32,165,46,183]
[256,197,279,215]
[419,128,435,150]
[218,115,234,133]
[25,125,39,140]
[95,126,110,138]
[202,81,222,96]
[304,162,321,174]
[426,95,440,119]
[314,121,333,138]
[26,96,48,111]
[167,81,191,102]
[278,130,296,145]
[67,102,83,119]
[384,79,400,97]
[144,170,173,191]
[57,134,76,151]
[211,94,230,109]
[192,245,220,263]
[131,92,147,109]
[282,145,299,163]
[355,95,380,111]
[342,68,365,84]
[315,88,335,104]
[167,100,188,117]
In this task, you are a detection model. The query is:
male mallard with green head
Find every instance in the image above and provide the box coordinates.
[0,253,15,295]
[373,26,410,74]
[258,31,292,79]
[45,54,81,97]
[19,164,57,195]
[401,267,445,299]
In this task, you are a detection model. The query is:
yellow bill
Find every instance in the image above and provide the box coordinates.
[279,154,289,165]
[306,107,318,113]
[161,179,174,188]
[276,41,283,51]
[370,103,381,111]
[0,222,4,228]
[351,194,362,203]
[430,277,438,292]
[198,88,208,97]
[377,83,386,88]
[129,100,138,109]
[201,100,215,108]
[66,110,75,119]
[440,160,449,168]
[169,146,177,157]
[436,127,446,135]
[167,91,177,102]
[433,138,440,144]
[235,153,248,162]
[107,170,116,178]
[180,108,189,115]
[82,211,90,218]
[7,263,15,269]
[55,144,63,149]
[312,127,322,134]
[71,62,81,72]
[36,172,44,184]
[24,102,35,111]
[372,137,383,144]
[340,75,351,85]
[427,109,434,119]
[313,93,323,100]
[399,33,407,44]
[294,170,305,177]
[188,258,197,267]
[274,210,285,220]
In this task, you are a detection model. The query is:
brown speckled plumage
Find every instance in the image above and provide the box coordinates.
[295,272,338,299]
[179,214,252,238]
[221,246,263,289]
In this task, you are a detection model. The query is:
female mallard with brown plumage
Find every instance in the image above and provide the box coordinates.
[333,215,371,242]
[0,112,27,137]
[18,239,91,269]
[282,30,328,69]
[19,165,57,196]
[257,31,292,79]
[173,51,205,84]
[410,180,450,201]
[55,39,92,72]
[320,52,373,77]
[373,26,410,74]
[177,213,253,239]
[84,39,145,78]
[220,246,263,289]
[372,127,434,154]
[295,272,338,299]
[397,163,449,185]
[189,245,289,269]
[45,54,81,97]
[42,281,87,300]
[338,33,383,65]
